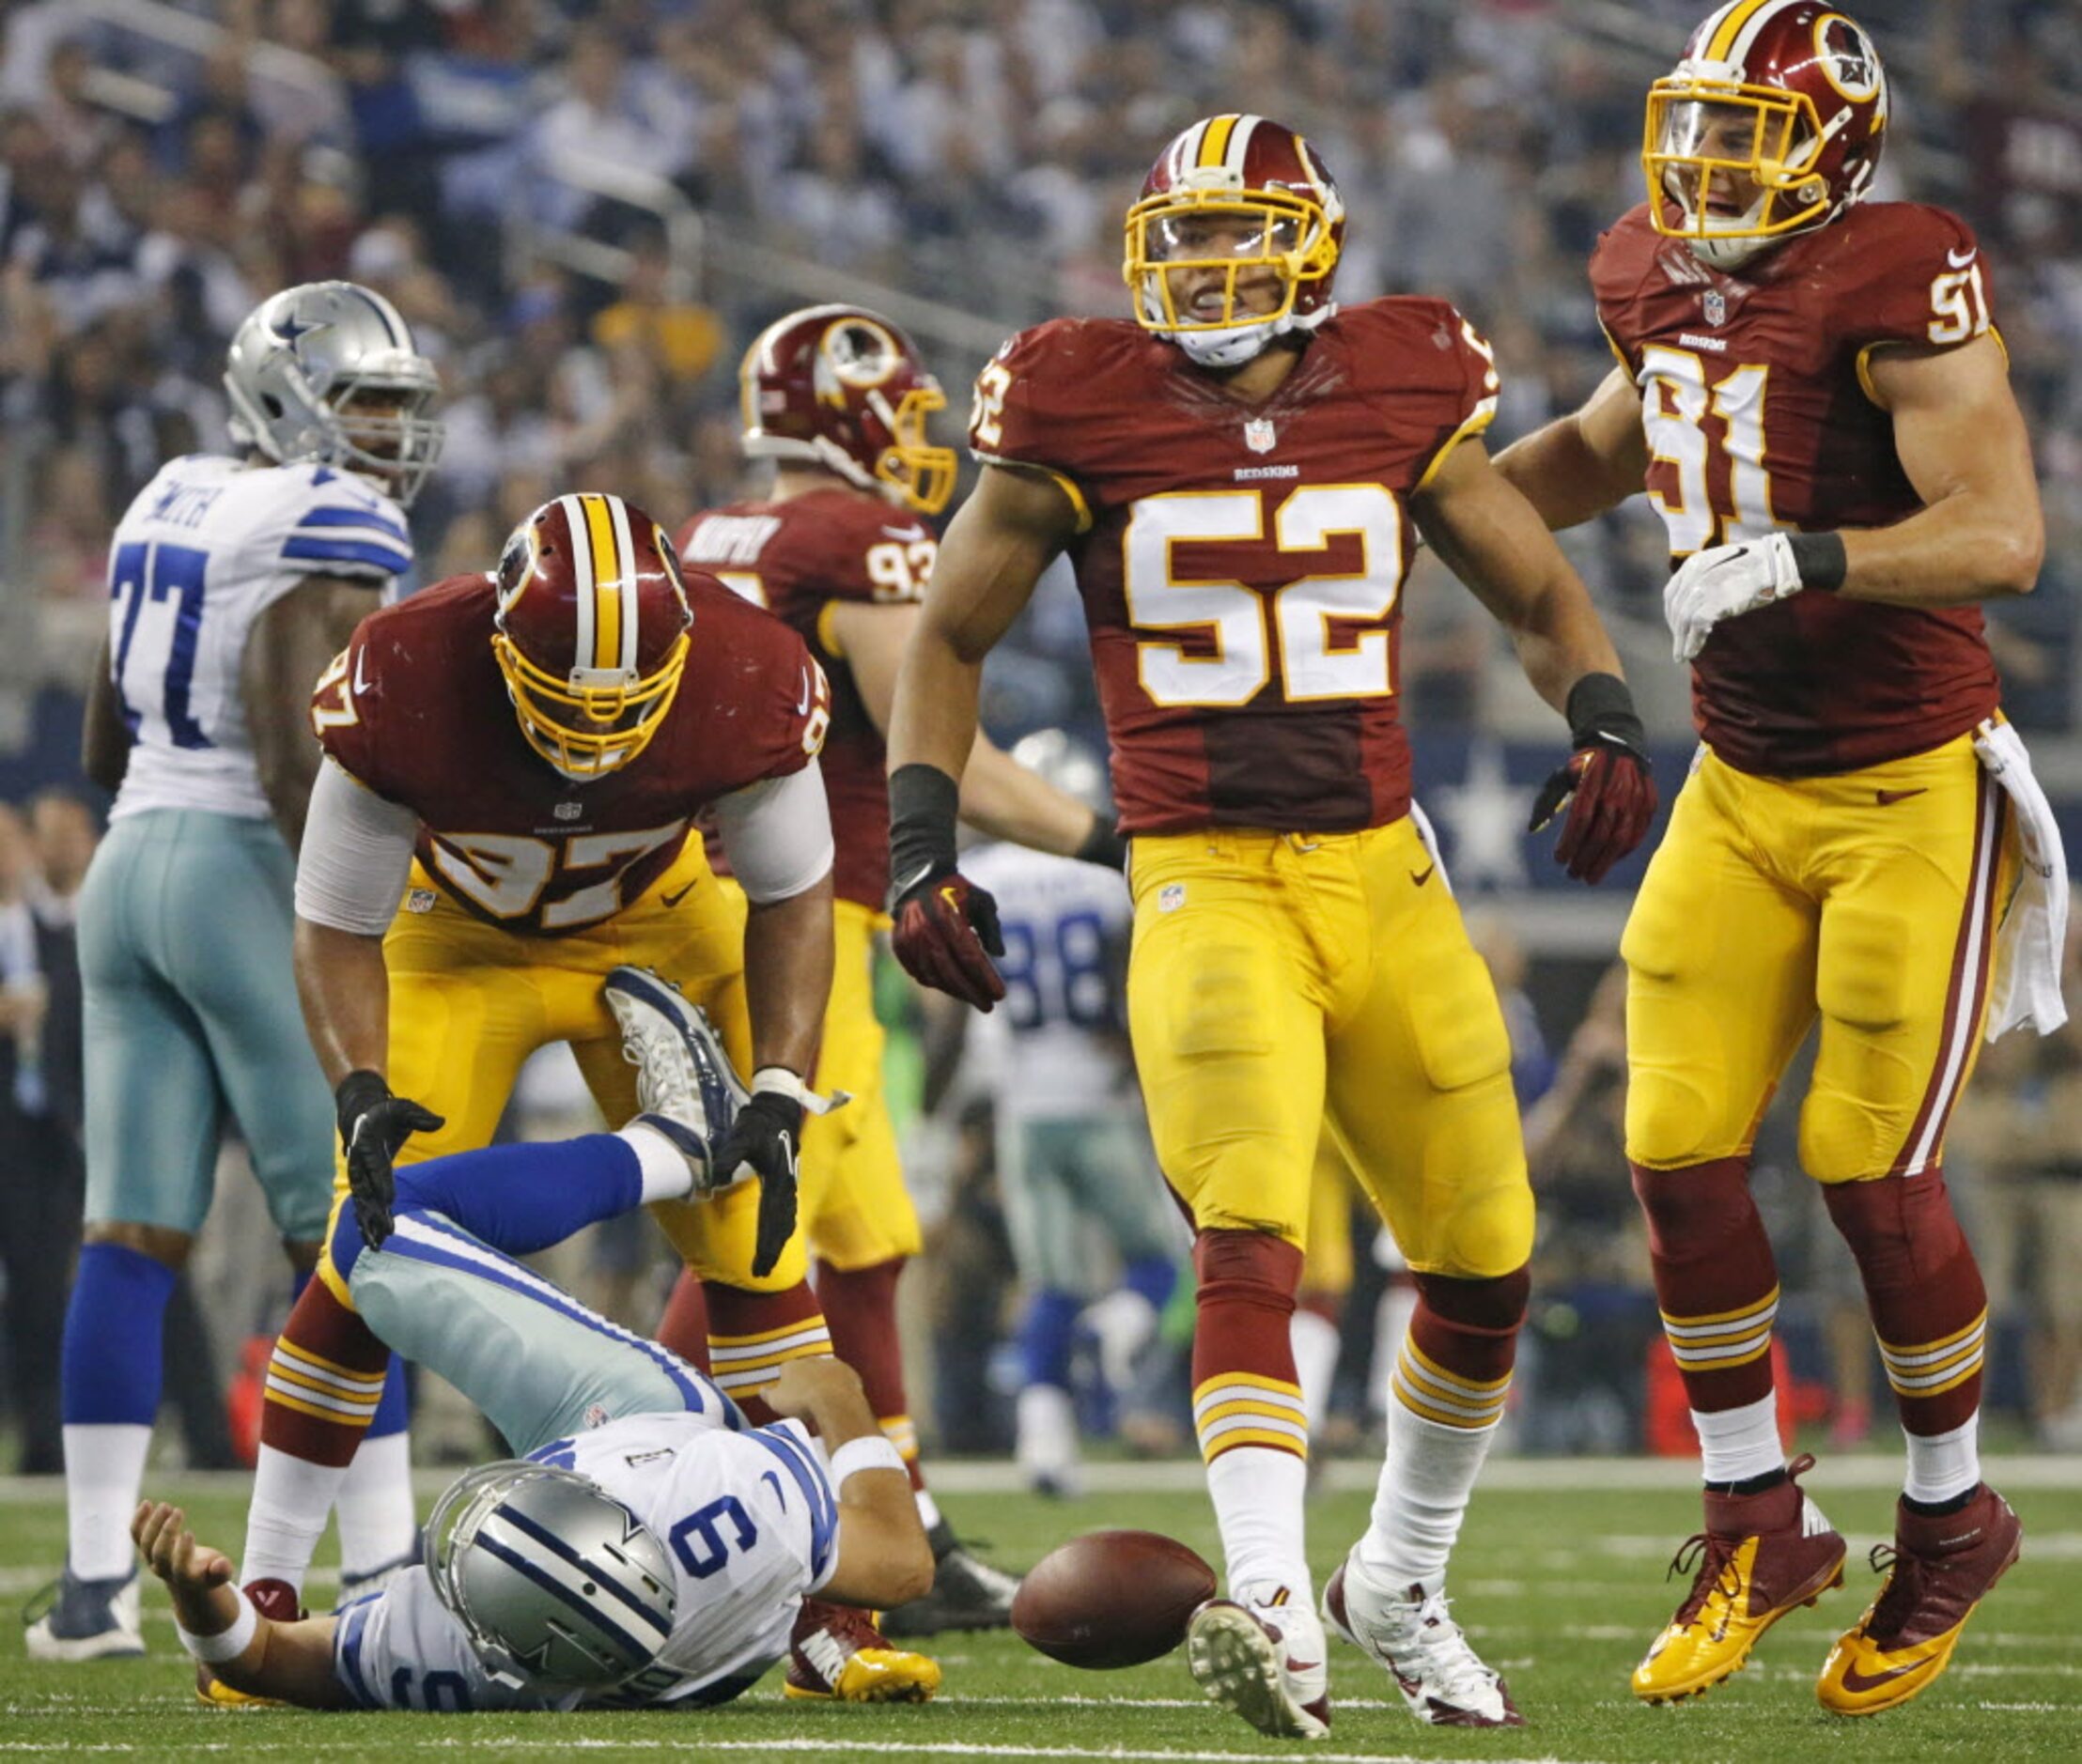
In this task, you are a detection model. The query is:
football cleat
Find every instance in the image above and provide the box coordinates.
[880,1535,1021,1636]
[23,1564,146,1662]
[1632,1452,1846,1704]
[197,1577,303,1706]
[1324,1555,1523,1727]
[1186,1586,1331,1740]
[784,1598,941,1703]
[1816,1483,2022,1716]
[603,965,746,1191]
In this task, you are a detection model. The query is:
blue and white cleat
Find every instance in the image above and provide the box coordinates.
[23,1564,146,1662]
[603,966,748,1191]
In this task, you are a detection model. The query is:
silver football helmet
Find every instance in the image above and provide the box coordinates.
[425,1461,676,1692]
[1011,727,1111,813]
[223,281,444,506]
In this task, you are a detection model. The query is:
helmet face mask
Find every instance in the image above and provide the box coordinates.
[426,1461,676,1693]
[1645,2,1888,270]
[223,282,445,506]
[491,494,693,781]
[1123,116,1344,369]
[740,306,956,515]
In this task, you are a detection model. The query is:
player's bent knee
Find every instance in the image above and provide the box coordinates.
[81,1219,193,1269]
[1624,1066,1723,1169]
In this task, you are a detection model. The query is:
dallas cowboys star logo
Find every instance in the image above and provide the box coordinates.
[271,310,321,348]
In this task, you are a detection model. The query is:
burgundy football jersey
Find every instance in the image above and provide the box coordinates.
[971,301,1499,835]
[1593,200,2002,776]
[674,487,931,911]
[314,572,831,935]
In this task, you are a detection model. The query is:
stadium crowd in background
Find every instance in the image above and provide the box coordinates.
[1,0,2079,1479]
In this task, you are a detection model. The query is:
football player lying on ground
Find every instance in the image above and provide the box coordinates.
[132,967,935,1711]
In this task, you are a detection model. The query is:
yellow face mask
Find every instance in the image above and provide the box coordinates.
[869,383,956,515]
[491,627,691,780]
[1642,81,1830,245]
[1123,189,1337,337]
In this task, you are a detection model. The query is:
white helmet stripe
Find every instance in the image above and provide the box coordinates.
[559,492,595,673]
[606,493,640,673]
[1691,0,1750,56]
[1726,0,1805,66]
[1173,118,1210,182]
[1224,114,1262,180]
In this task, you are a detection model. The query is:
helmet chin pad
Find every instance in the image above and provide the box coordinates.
[1164,302,1335,369]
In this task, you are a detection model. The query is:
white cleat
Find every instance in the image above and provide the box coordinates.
[23,1567,145,1662]
[1186,1586,1330,1740]
[603,965,746,1189]
[1324,1553,1524,1727]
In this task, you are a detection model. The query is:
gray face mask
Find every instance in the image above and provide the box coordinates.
[223,280,445,507]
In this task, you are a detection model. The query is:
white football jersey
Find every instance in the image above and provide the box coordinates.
[961,842,1134,1124]
[331,1415,836,1712]
[105,456,412,823]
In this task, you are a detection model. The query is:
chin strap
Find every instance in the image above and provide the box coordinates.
[1164,300,1339,369]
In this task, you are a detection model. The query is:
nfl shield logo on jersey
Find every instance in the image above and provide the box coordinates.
[1703,289,1727,328]
[554,800,583,821]
[1243,418,1277,455]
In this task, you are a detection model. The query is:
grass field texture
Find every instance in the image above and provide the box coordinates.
[4,1458,2077,1761]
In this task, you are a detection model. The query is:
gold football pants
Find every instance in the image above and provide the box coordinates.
[321,839,810,1293]
[1624,733,2016,1184]
[1126,819,1532,1280]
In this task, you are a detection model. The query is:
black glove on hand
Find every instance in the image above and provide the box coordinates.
[1530,672,1658,886]
[712,1087,805,1279]
[889,763,1006,1010]
[334,1069,445,1249]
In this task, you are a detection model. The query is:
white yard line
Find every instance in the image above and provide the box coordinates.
[0,1742,1591,1764]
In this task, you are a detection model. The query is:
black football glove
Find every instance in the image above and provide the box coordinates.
[711,1085,805,1279]
[1530,673,1658,886]
[334,1070,445,1249]
[888,763,1005,1011]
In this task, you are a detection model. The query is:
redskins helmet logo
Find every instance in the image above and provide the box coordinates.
[814,317,901,408]
[1813,13,1883,102]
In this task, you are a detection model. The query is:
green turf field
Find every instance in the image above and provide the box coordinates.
[4,1459,2077,1760]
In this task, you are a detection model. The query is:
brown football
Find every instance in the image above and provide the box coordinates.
[1010,1529,1218,1669]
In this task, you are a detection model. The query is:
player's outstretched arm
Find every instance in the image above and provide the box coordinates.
[886,464,1080,1008]
[243,576,380,851]
[828,598,1118,866]
[764,1358,935,1611]
[1417,441,1656,884]
[1491,365,1649,532]
[132,1501,348,1709]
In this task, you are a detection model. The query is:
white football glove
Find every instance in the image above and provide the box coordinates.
[1663,532,1805,663]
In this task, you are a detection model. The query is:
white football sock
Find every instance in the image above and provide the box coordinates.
[617,1121,696,1202]
[1290,1309,1341,1435]
[1693,1392,1785,1485]
[1018,1383,1081,1483]
[63,1423,152,1579]
[1358,1402,1499,1598]
[914,1487,943,1533]
[241,1445,349,1594]
[1206,1445,1311,1603]
[1903,1415,1981,1506]
[335,1431,417,1579]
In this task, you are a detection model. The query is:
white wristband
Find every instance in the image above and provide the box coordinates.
[828,1435,907,1486]
[176,1585,258,1663]
[751,1067,850,1117]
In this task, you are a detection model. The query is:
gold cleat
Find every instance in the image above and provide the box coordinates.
[1816,1484,2021,1717]
[1633,1453,1846,1705]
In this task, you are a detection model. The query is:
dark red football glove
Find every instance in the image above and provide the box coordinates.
[1530,673,1658,886]
[892,868,1006,1011]
[888,762,1006,1011]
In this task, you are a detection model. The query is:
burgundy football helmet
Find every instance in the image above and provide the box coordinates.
[491,493,692,779]
[1124,114,1345,368]
[1645,1,1889,267]
[738,304,956,514]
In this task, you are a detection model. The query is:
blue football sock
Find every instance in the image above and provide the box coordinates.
[1020,1288,1082,1390]
[60,1244,177,1426]
[1124,1255,1177,1314]
[334,1134,645,1278]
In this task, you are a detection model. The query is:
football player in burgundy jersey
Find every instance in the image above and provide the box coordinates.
[1493,0,2060,1714]
[252,493,938,1702]
[672,305,1125,1634]
[887,115,1655,1736]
